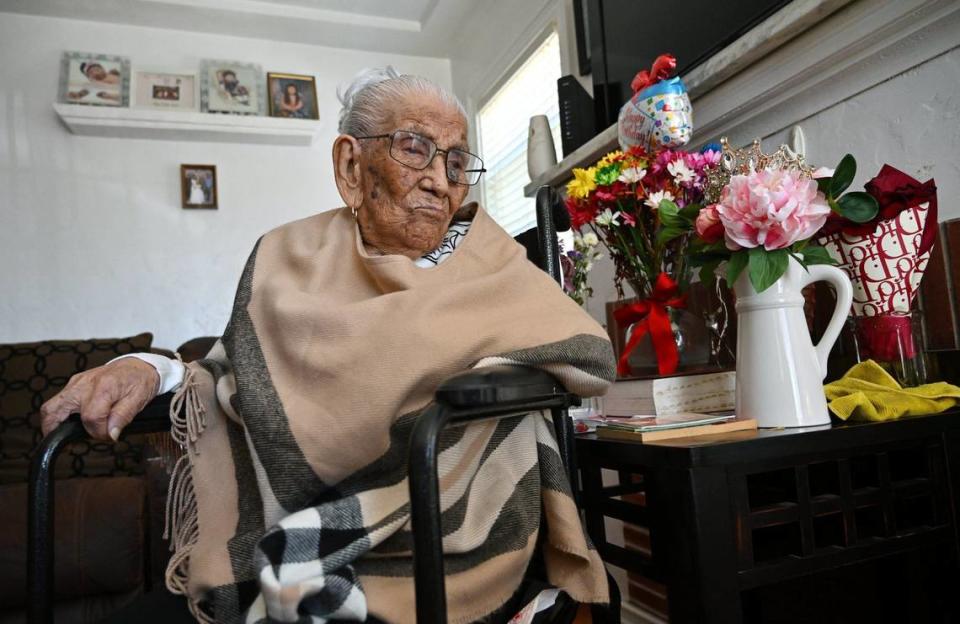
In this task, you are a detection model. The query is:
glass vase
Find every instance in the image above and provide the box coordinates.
[850,313,929,387]
[622,307,712,375]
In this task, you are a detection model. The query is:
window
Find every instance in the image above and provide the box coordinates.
[477,31,563,236]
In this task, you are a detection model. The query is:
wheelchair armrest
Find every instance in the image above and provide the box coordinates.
[435,364,578,410]
[409,367,581,624]
[27,392,173,624]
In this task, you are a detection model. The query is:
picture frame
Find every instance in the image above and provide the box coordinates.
[58,51,130,107]
[180,164,218,209]
[199,60,265,115]
[267,72,319,120]
[134,71,197,110]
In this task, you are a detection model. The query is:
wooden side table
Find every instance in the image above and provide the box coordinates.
[575,411,960,623]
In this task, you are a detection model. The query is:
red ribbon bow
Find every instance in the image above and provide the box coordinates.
[630,54,677,94]
[614,272,687,377]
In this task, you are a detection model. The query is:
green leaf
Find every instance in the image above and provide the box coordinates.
[688,250,730,266]
[837,191,879,223]
[677,202,702,224]
[657,199,683,227]
[800,245,837,266]
[816,176,831,194]
[656,226,685,246]
[726,250,749,285]
[699,261,720,285]
[701,240,729,254]
[828,198,841,214]
[748,247,789,293]
[830,154,856,197]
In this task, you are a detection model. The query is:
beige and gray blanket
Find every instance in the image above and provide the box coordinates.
[165,206,616,623]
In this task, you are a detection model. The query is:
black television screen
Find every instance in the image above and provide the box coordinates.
[584,0,790,129]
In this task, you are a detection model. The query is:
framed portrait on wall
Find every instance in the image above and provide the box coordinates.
[199,60,264,115]
[180,164,218,209]
[267,73,318,120]
[135,71,196,110]
[58,51,130,107]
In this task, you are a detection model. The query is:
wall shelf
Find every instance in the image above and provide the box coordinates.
[53,103,321,146]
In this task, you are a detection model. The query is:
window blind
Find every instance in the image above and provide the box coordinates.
[477,31,563,236]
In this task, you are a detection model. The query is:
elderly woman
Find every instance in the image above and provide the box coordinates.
[41,68,615,624]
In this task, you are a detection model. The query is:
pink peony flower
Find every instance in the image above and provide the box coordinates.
[695,204,724,244]
[716,170,831,250]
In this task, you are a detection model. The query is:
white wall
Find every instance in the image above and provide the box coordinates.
[0,12,451,349]
[762,48,960,212]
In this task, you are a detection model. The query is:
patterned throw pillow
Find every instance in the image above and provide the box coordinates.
[0,333,154,484]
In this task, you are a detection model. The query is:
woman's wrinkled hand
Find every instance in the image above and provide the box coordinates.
[40,358,159,441]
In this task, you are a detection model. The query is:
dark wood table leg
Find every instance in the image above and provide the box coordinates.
[649,465,742,624]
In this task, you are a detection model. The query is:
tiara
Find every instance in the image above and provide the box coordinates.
[703,137,815,203]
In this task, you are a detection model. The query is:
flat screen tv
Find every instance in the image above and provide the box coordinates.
[581,0,791,129]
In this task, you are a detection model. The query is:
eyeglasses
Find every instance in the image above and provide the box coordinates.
[355,130,486,186]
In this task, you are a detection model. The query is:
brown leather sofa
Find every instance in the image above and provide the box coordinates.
[0,334,213,623]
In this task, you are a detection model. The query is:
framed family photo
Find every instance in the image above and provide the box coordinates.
[180,164,218,209]
[200,60,264,115]
[58,51,130,107]
[135,71,196,110]
[267,73,318,120]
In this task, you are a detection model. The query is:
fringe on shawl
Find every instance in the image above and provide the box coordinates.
[162,363,214,623]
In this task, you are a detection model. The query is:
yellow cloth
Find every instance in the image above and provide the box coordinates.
[824,360,960,421]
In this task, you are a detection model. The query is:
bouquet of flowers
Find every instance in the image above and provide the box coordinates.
[565,145,720,375]
[815,163,938,379]
[687,140,879,294]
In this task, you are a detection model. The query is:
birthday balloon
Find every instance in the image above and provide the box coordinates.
[618,77,693,151]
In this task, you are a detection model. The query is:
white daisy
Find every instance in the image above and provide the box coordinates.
[596,209,620,226]
[644,190,675,210]
[583,232,599,246]
[667,160,696,184]
[618,167,646,184]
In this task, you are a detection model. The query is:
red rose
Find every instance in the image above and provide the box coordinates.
[694,204,724,244]
[865,164,937,221]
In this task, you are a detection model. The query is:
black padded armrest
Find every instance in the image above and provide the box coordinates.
[435,365,570,408]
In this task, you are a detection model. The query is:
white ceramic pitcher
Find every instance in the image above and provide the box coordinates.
[734,257,853,428]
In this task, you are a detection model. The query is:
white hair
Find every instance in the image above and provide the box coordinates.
[337,66,467,136]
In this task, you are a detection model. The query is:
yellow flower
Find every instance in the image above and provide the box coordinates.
[597,150,624,168]
[567,167,597,199]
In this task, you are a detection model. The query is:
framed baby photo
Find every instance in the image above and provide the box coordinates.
[180,164,218,209]
[58,51,130,107]
[200,60,264,115]
[135,71,196,110]
[267,73,319,120]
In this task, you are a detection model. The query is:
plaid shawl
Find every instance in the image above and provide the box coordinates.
[165,207,616,623]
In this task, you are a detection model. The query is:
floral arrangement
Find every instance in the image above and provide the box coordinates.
[566,145,719,298]
[687,141,879,294]
[560,231,602,306]
[565,145,719,375]
[816,163,938,372]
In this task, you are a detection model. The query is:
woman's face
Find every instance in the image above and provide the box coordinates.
[356,94,470,256]
[286,84,297,96]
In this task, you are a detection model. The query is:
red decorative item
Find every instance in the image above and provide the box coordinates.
[854,314,917,362]
[613,272,688,376]
[818,166,938,377]
[630,54,677,94]
[819,165,938,246]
